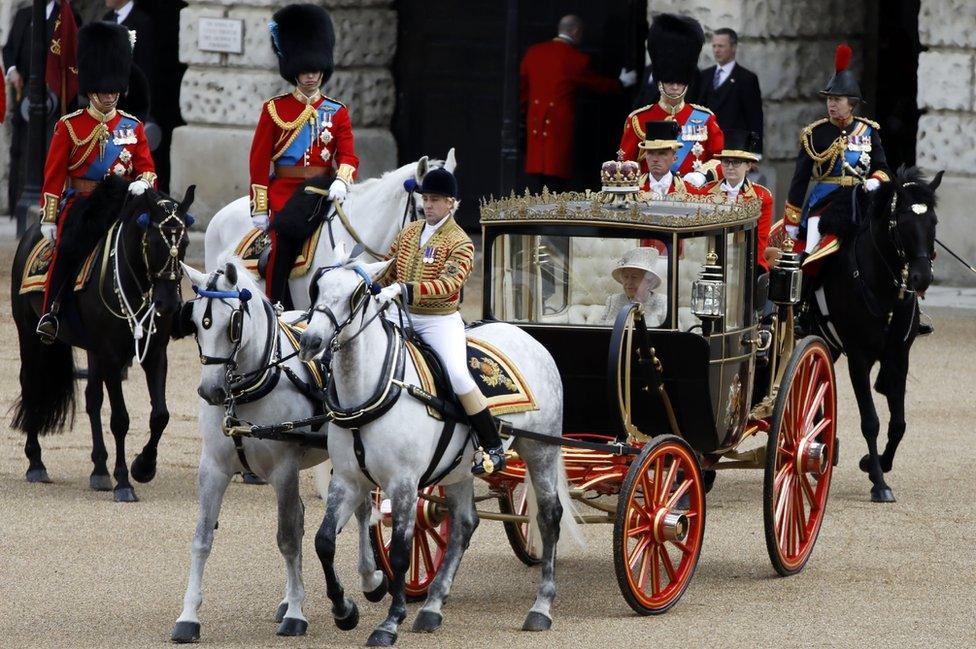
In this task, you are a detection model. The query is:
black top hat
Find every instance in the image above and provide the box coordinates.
[638,120,681,150]
[270,3,336,86]
[418,168,458,199]
[717,129,761,161]
[77,22,132,95]
[819,44,862,101]
[647,13,705,86]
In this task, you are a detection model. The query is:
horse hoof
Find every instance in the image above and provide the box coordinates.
[131,453,157,483]
[871,487,896,503]
[363,574,388,603]
[334,601,359,631]
[241,471,267,485]
[25,468,52,484]
[90,474,112,491]
[276,617,308,637]
[521,611,552,632]
[365,629,397,646]
[113,487,139,503]
[170,621,200,643]
[412,611,442,633]
[274,602,288,623]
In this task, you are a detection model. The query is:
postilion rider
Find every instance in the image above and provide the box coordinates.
[635,120,688,255]
[249,3,358,309]
[36,22,157,343]
[374,168,507,475]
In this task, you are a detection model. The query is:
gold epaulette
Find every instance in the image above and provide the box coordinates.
[321,94,346,108]
[799,118,829,143]
[118,110,143,124]
[627,105,654,139]
[690,103,714,115]
[855,116,880,129]
[58,108,84,123]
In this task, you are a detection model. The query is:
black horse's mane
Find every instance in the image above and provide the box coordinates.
[57,175,131,261]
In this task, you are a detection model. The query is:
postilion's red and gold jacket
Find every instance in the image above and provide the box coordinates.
[377,217,475,316]
[697,178,774,271]
[620,100,725,178]
[40,106,157,224]
[248,90,359,217]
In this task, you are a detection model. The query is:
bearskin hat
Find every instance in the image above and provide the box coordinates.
[820,44,862,100]
[269,3,336,86]
[77,22,132,95]
[647,13,705,86]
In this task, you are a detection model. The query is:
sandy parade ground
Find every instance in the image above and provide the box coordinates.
[1,229,974,649]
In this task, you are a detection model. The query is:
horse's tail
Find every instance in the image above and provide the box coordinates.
[524,454,585,555]
[10,320,76,436]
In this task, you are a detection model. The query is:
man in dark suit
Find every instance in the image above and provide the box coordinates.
[694,28,764,153]
[3,0,73,211]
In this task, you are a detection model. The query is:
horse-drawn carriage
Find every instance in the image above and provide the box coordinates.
[367,187,838,614]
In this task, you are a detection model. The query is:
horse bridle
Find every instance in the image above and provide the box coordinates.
[307,264,385,353]
[193,270,254,369]
[882,181,933,298]
[142,198,191,282]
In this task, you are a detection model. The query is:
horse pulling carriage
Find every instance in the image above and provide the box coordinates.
[234,187,837,619]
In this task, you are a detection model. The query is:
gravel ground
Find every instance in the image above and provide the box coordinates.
[1,233,974,649]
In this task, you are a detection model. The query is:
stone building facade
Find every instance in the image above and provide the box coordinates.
[169,0,397,222]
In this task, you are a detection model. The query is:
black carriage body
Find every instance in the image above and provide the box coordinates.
[480,194,761,454]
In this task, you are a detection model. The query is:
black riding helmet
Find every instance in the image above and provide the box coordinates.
[418,168,458,199]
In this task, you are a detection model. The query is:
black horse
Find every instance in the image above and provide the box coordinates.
[813,167,942,503]
[10,176,195,502]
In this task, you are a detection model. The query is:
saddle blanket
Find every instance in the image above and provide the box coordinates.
[768,219,839,273]
[234,223,324,279]
[19,237,102,295]
[406,336,538,420]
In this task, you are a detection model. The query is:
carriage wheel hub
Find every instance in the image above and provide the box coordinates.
[797,439,828,475]
[653,508,689,543]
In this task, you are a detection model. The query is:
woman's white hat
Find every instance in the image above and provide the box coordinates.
[611,247,663,291]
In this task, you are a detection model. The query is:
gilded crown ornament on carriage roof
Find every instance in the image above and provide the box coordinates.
[598,151,642,206]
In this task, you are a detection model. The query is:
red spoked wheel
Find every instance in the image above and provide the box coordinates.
[498,480,542,566]
[613,435,705,615]
[763,336,837,576]
[370,485,450,601]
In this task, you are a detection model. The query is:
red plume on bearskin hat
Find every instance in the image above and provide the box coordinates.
[77,22,132,95]
[647,13,705,86]
[820,43,862,100]
[269,3,336,86]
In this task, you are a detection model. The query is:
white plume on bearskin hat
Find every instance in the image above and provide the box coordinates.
[77,21,133,95]
[647,13,705,86]
[268,3,336,86]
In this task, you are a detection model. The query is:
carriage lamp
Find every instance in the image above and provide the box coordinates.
[769,238,802,304]
[691,251,726,329]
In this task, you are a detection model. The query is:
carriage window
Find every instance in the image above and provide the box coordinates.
[489,234,670,327]
[676,236,710,331]
[725,231,748,329]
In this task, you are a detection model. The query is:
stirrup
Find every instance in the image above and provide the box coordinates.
[36,313,59,344]
[472,445,506,476]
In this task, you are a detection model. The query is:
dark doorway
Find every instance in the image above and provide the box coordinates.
[868,0,920,170]
[394,0,647,227]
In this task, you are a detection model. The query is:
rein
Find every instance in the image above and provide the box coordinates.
[305,185,418,262]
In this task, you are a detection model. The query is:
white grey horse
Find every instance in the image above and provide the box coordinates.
[298,249,580,646]
[203,149,457,309]
[170,258,386,643]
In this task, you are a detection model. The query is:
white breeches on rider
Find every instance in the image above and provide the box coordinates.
[408,311,478,396]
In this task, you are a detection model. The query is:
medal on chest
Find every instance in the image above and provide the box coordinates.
[318,108,335,163]
[111,147,133,177]
[423,246,436,264]
[113,125,137,146]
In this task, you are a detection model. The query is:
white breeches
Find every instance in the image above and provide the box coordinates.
[803,216,821,254]
[408,311,478,395]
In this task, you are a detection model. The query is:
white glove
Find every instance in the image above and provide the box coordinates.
[40,222,57,244]
[864,178,881,192]
[376,283,401,306]
[684,171,707,188]
[128,179,150,196]
[328,178,348,203]
[251,212,269,231]
[618,68,638,88]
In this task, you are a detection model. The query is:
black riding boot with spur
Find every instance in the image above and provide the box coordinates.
[469,407,506,475]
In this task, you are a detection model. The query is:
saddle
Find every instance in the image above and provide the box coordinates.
[768,219,840,274]
[403,325,538,421]
[233,222,324,280]
[19,235,103,296]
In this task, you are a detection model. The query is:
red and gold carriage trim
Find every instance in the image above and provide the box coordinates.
[370,177,837,613]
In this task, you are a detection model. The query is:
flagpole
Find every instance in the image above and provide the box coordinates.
[13,0,49,237]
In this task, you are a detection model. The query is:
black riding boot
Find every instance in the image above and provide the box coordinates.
[268,236,301,311]
[37,258,72,344]
[469,407,506,475]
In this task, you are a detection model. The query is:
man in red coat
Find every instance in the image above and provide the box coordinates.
[520,14,636,193]
[696,130,774,271]
[619,14,723,188]
[250,3,358,308]
[36,22,157,342]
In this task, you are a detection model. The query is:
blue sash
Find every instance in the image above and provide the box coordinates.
[84,116,138,180]
[672,107,711,173]
[800,124,873,227]
[275,99,343,167]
